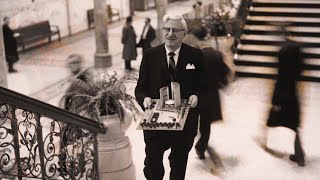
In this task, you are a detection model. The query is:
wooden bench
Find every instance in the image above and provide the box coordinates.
[14,20,61,52]
[87,5,120,29]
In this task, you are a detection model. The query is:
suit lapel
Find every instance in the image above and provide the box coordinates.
[176,43,187,78]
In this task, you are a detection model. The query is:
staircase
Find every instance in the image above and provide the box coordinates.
[234,0,320,82]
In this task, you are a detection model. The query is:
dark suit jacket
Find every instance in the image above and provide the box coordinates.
[199,47,230,121]
[267,41,302,131]
[135,43,203,139]
[138,25,156,50]
[121,23,137,60]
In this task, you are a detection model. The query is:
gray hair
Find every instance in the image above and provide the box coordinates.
[162,13,188,32]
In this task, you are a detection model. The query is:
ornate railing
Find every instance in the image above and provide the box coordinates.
[0,86,106,179]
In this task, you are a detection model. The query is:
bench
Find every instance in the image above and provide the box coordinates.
[87,5,120,29]
[14,20,61,52]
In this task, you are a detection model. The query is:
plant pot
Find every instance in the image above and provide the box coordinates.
[97,111,135,180]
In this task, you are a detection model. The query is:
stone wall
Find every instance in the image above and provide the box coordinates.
[0,0,130,38]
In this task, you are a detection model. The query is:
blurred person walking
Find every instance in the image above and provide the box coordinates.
[121,16,137,70]
[2,16,19,73]
[137,18,156,53]
[184,26,230,160]
[260,26,305,166]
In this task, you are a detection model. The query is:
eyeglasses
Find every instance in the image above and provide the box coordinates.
[162,27,186,33]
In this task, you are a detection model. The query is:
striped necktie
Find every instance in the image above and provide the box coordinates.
[168,52,176,82]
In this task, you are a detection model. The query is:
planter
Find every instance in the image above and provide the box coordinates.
[97,111,135,180]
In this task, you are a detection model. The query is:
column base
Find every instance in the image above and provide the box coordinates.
[95,53,112,68]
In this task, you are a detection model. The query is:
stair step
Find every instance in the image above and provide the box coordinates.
[243,29,320,37]
[252,2,320,8]
[246,20,320,27]
[247,15,320,23]
[253,0,320,4]
[249,11,320,18]
[240,45,320,54]
[246,16,320,28]
[235,66,320,82]
[240,39,320,47]
[234,60,278,67]
[236,66,277,74]
[237,45,320,58]
[235,55,320,66]
[238,44,320,54]
[234,55,320,70]
[251,7,320,13]
[244,25,320,33]
[235,55,277,63]
[241,34,320,45]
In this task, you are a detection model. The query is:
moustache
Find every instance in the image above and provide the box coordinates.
[166,36,176,40]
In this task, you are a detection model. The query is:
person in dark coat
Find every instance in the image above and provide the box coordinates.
[121,16,137,70]
[186,26,230,159]
[2,16,19,73]
[137,18,156,53]
[135,13,203,180]
[264,26,305,166]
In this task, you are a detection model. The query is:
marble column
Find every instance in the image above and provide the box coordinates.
[154,0,167,45]
[130,0,135,16]
[94,0,112,68]
[0,16,8,88]
[65,0,72,36]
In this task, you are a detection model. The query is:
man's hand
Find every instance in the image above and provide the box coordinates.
[188,95,198,108]
[143,97,152,109]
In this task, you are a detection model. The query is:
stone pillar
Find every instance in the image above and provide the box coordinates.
[154,0,168,46]
[130,0,135,16]
[94,0,112,68]
[65,0,72,36]
[0,16,8,88]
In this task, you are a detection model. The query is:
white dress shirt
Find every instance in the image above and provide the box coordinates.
[142,24,150,39]
[164,45,181,68]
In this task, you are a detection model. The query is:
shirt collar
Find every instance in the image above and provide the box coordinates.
[164,45,181,57]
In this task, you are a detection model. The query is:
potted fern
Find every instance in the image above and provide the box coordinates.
[60,69,140,124]
[60,69,140,179]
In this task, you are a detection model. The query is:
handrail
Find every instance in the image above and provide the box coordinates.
[0,86,106,134]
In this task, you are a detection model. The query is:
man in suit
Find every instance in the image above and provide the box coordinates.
[122,16,137,70]
[135,14,203,180]
[138,18,156,53]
